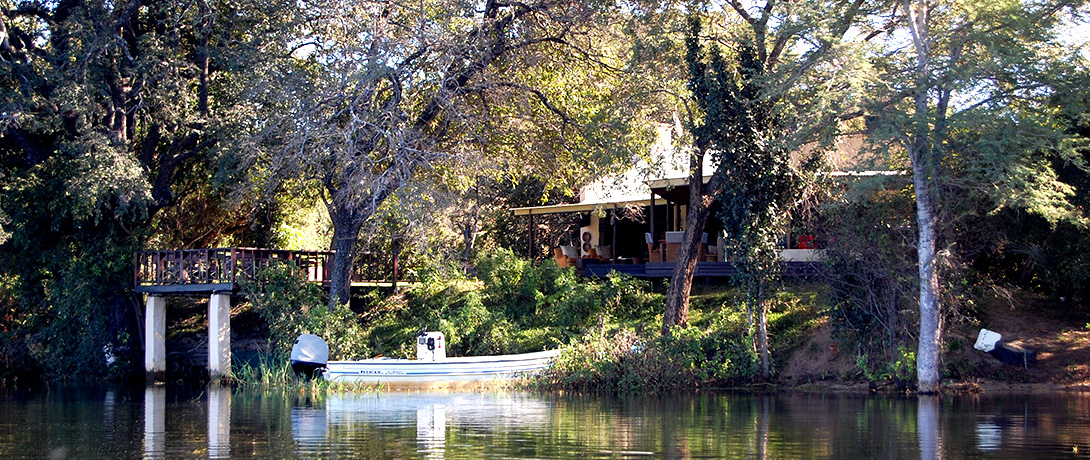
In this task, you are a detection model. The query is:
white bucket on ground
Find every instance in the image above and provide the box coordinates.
[974,329,1002,352]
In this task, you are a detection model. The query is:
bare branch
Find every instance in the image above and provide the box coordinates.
[470,81,577,126]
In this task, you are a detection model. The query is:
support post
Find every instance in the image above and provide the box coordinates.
[392,238,402,292]
[611,206,618,263]
[208,293,231,379]
[650,191,656,243]
[667,202,673,231]
[528,212,536,260]
[145,295,166,383]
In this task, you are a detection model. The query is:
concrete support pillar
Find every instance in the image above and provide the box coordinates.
[145,295,166,383]
[208,293,231,379]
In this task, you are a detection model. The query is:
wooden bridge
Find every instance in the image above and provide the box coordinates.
[133,247,406,294]
[133,247,406,383]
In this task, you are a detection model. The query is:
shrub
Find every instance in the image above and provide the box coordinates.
[396,250,663,357]
[239,263,369,360]
[540,324,758,393]
[856,343,916,386]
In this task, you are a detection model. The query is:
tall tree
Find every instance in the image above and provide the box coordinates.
[709,42,803,380]
[877,0,1088,393]
[247,0,645,309]
[661,0,875,335]
[0,0,299,376]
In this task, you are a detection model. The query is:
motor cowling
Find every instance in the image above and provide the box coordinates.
[290,334,329,378]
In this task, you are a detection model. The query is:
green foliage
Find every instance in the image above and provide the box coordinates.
[476,177,581,260]
[682,13,814,377]
[474,248,662,329]
[384,249,663,358]
[695,30,800,299]
[243,0,646,307]
[545,285,832,394]
[856,344,916,386]
[863,0,1090,390]
[967,79,1090,302]
[240,263,369,360]
[820,186,918,357]
[540,289,824,392]
[766,290,827,352]
[0,0,302,381]
[540,323,758,393]
[7,216,142,381]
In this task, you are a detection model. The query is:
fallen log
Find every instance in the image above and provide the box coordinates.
[989,341,1037,368]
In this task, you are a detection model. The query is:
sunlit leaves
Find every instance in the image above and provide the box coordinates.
[60,136,153,223]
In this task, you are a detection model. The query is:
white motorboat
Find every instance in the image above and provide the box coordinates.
[291,332,560,388]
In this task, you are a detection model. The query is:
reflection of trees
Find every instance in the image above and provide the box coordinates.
[232,389,315,457]
[26,388,1081,457]
[280,391,1090,458]
[543,393,851,459]
[918,396,942,460]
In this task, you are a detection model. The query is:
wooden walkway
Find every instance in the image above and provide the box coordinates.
[583,261,822,279]
[133,248,405,294]
[134,248,820,294]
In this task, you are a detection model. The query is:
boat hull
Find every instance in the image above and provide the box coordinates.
[323,350,560,387]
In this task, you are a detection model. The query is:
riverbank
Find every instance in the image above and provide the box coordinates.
[159,281,1089,394]
[776,290,1090,394]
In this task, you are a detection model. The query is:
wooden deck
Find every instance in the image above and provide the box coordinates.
[133,248,405,294]
[134,248,820,295]
[583,261,822,279]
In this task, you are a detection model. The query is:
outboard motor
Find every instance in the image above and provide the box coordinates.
[290,334,330,378]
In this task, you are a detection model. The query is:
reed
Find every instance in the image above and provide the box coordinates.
[232,352,326,391]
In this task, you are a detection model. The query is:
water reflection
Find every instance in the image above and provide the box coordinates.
[976,416,1002,452]
[416,403,445,459]
[290,403,328,451]
[207,384,231,459]
[969,398,1052,456]
[918,395,942,460]
[2,387,1087,458]
[142,383,232,459]
[757,395,770,460]
[143,386,165,460]
[293,393,552,458]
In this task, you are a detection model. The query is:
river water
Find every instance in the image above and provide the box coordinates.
[0,385,1087,459]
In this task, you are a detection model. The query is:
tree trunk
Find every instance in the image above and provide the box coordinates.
[461,204,479,266]
[756,280,770,380]
[328,209,364,311]
[904,0,943,394]
[663,181,715,334]
[913,160,943,393]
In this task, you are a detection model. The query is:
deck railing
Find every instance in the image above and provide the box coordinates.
[134,248,403,293]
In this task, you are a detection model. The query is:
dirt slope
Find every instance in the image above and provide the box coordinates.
[780,292,1090,392]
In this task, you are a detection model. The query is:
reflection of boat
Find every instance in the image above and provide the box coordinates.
[291,332,560,388]
[324,350,560,386]
[322,393,552,429]
[291,392,552,458]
